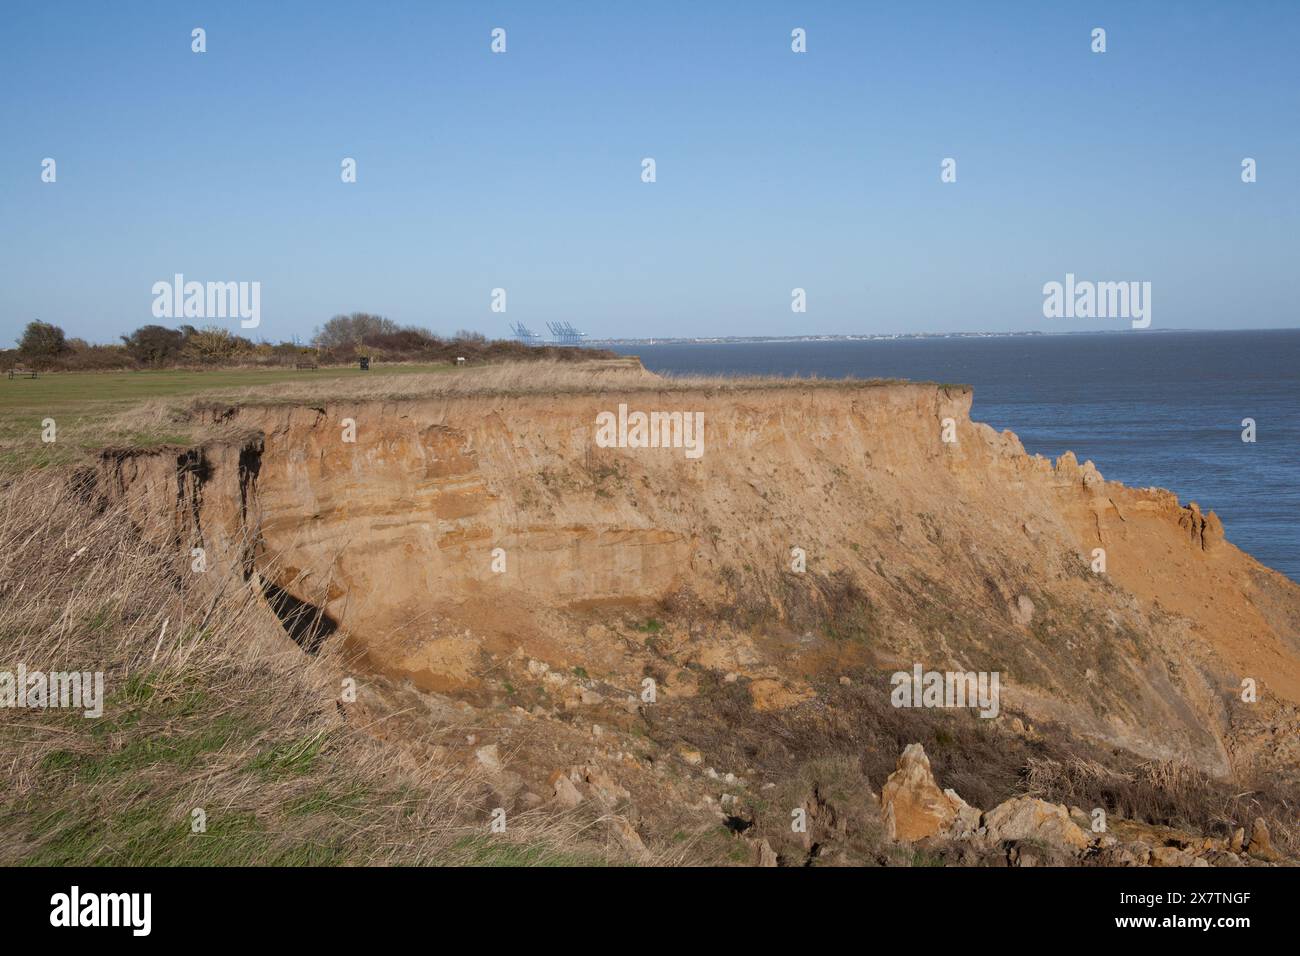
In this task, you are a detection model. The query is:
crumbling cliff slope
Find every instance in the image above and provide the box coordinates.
[96,376,1300,794]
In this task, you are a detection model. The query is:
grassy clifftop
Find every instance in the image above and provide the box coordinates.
[0,358,950,473]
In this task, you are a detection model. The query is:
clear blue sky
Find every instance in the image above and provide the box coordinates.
[2,0,1297,344]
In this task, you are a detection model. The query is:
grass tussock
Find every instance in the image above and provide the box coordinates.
[0,472,619,866]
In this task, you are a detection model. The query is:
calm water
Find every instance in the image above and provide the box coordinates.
[612,330,1300,581]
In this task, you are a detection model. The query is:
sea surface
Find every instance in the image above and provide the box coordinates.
[611,330,1299,582]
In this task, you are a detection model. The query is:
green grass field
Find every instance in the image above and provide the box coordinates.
[0,363,454,472]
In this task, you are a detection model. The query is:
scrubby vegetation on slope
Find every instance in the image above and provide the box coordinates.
[0,473,622,866]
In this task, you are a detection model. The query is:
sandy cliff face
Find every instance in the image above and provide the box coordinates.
[96,380,1300,781]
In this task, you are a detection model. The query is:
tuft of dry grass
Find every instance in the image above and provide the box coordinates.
[0,472,623,866]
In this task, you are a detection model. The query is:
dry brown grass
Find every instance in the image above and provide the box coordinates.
[1023,753,1298,854]
[2,358,954,475]
[0,471,623,866]
[128,358,944,420]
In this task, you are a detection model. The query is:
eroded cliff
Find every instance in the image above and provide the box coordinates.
[95,376,1300,798]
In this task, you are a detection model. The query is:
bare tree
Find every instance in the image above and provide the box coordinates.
[313,313,400,348]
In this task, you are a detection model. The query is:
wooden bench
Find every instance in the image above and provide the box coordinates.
[294,362,318,370]
[7,369,38,380]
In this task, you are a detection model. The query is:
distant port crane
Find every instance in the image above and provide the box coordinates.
[510,321,543,346]
[546,321,588,346]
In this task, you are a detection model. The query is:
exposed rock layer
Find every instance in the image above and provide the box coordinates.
[95,380,1300,781]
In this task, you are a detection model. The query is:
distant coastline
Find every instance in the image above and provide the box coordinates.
[586,328,1261,347]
